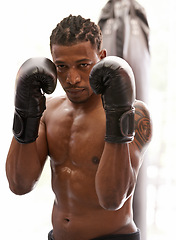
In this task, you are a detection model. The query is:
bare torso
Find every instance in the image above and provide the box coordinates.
[43,95,139,240]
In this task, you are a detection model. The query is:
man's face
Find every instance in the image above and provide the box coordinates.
[51,41,105,104]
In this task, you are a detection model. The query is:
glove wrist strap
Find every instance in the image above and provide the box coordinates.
[13,110,41,144]
[105,107,135,143]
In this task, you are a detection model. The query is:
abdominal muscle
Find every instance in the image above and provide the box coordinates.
[50,161,137,240]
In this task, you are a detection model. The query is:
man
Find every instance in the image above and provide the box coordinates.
[6,15,152,240]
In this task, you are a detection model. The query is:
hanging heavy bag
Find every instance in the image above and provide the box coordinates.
[98,0,150,102]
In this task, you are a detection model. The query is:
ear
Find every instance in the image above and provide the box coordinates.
[99,49,107,60]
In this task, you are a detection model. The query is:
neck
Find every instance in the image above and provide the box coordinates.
[68,93,103,112]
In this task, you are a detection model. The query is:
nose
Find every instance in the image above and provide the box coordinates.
[66,67,81,85]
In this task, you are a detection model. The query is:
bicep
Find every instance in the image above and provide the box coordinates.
[129,101,152,173]
[132,100,152,155]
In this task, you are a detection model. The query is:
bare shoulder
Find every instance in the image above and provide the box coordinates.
[46,95,67,109]
[42,95,67,122]
[133,100,152,154]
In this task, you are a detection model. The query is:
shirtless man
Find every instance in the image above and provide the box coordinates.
[6,15,152,240]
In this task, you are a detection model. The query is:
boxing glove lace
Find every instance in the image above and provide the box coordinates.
[13,57,57,143]
[89,56,135,143]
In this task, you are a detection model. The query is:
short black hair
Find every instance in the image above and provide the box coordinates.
[50,15,102,52]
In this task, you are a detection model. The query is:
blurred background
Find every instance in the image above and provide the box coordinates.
[0,0,176,239]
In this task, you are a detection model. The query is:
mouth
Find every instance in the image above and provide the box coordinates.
[67,88,84,93]
[66,88,85,95]
[65,87,87,100]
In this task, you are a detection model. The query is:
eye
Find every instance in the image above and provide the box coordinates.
[57,64,65,69]
[56,64,67,72]
[79,63,91,68]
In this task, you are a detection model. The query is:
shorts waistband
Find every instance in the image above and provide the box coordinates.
[48,229,141,240]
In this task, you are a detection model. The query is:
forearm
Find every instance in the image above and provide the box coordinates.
[95,142,136,210]
[6,58,56,194]
[6,137,43,195]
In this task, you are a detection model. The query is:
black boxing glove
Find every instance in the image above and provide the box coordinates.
[13,57,57,143]
[89,56,135,143]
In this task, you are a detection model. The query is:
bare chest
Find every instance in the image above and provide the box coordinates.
[45,105,106,168]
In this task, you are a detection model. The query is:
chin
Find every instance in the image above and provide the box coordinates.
[67,93,91,104]
[69,98,89,104]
